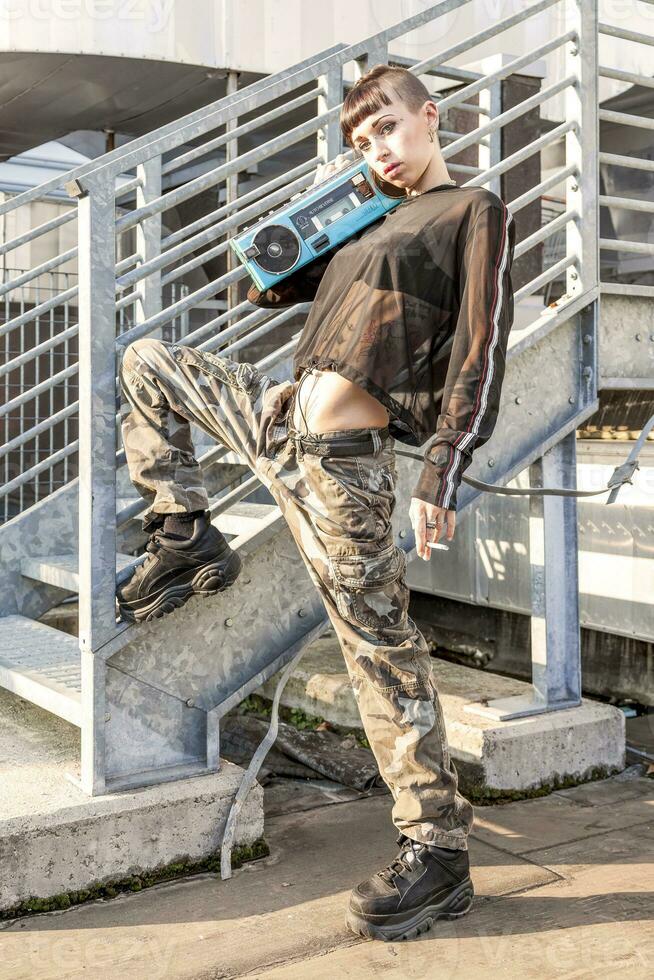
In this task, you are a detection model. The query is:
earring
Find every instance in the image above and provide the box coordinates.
[428,127,435,144]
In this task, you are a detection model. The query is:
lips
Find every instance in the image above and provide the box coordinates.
[383,163,401,176]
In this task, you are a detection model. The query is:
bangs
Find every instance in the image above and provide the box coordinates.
[340,80,395,150]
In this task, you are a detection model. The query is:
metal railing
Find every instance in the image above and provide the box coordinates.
[64,0,599,654]
[1,269,78,521]
[597,9,654,294]
[3,0,647,656]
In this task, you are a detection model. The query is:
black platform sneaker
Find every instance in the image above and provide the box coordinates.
[116,510,242,624]
[345,834,474,942]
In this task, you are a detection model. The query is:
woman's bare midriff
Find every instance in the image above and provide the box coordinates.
[292,368,390,434]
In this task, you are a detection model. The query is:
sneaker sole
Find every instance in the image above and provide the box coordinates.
[118,549,242,624]
[345,877,474,942]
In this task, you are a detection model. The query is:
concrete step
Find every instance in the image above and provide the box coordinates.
[257,636,626,800]
[0,687,264,916]
[0,615,81,726]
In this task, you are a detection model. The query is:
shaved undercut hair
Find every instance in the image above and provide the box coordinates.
[340,64,434,150]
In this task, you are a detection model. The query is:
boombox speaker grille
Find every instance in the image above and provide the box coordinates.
[252,224,301,274]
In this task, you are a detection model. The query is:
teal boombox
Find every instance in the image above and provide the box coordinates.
[229,159,405,292]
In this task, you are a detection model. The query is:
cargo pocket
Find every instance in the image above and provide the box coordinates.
[319,449,395,536]
[330,542,410,638]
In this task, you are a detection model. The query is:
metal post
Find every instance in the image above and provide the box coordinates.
[478,56,503,198]
[135,155,162,338]
[226,70,240,330]
[465,431,582,720]
[317,64,343,163]
[74,173,118,793]
[76,174,119,653]
[565,0,599,298]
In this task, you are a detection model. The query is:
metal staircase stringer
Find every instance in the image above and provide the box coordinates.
[77,287,601,790]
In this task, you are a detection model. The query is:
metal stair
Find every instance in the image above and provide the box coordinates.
[0,616,81,727]
[1,0,650,793]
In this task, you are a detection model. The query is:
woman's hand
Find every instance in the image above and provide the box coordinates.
[409,498,456,561]
[312,152,350,187]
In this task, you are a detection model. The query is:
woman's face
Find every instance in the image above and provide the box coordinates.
[350,90,437,192]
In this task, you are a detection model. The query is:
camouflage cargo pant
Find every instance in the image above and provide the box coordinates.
[119,337,474,850]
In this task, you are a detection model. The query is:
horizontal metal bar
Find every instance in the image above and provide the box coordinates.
[541,200,566,214]
[467,119,576,188]
[514,208,578,260]
[0,248,78,298]
[599,66,654,89]
[600,377,654,389]
[115,289,143,311]
[0,441,78,499]
[0,322,78,379]
[162,156,321,250]
[437,27,575,117]
[514,255,577,304]
[116,252,142,274]
[599,152,654,173]
[162,85,324,177]
[452,102,490,116]
[599,21,654,47]
[0,401,78,458]
[509,165,577,213]
[599,194,654,215]
[599,109,654,132]
[599,238,654,256]
[196,306,273,354]
[0,208,76,257]
[447,163,483,175]
[443,75,576,164]
[160,239,229,288]
[208,473,262,520]
[115,176,142,201]
[440,129,490,146]
[0,286,79,340]
[600,281,654,298]
[171,298,254,349]
[0,363,78,419]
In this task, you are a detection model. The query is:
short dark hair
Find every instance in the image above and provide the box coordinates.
[340,64,434,150]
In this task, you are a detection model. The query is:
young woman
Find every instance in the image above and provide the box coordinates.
[117,64,515,942]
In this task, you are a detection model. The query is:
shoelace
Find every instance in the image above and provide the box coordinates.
[145,531,166,555]
[378,835,423,884]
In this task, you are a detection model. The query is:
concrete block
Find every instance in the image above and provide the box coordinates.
[0,689,263,914]
[258,635,626,797]
[259,634,362,730]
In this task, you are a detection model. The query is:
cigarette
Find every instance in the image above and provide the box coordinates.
[426,541,449,551]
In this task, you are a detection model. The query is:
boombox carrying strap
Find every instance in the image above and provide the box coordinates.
[395,411,654,506]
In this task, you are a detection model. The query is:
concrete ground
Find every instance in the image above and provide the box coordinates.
[1,763,652,979]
